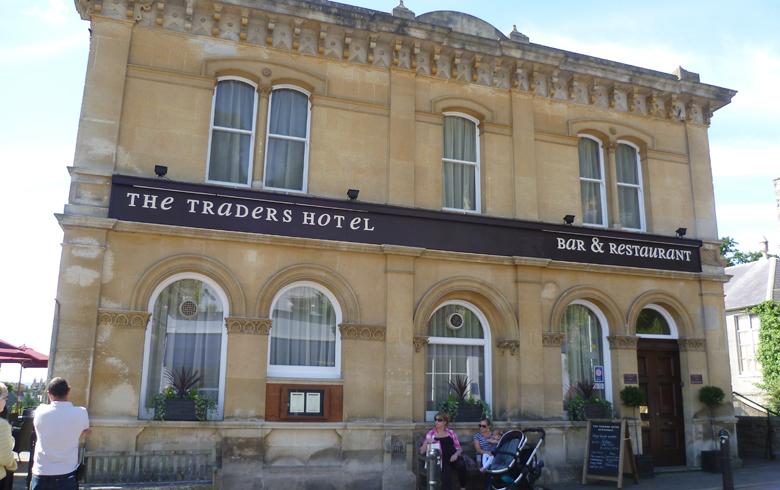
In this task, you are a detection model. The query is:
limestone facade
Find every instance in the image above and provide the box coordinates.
[57,0,737,485]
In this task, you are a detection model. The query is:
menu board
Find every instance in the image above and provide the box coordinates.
[582,419,639,488]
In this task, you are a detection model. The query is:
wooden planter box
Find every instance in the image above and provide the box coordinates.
[164,399,198,421]
[455,404,484,422]
[583,403,611,420]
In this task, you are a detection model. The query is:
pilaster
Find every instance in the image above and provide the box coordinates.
[606,335,639,414]
[542,332,565,418]
[514,266,544,418]
[224,317,271,418]
[387,69,416,206]
[510,91,539,220]
[685,123,718,240]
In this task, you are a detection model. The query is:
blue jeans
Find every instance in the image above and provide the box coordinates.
[31,472,78,490]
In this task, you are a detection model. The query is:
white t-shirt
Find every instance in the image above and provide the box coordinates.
[32,401,90,476]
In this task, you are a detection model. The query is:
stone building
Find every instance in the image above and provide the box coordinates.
[58,0,736,486]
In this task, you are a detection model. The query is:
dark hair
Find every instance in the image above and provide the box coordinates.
[434,412,450,425]
[47,377,71,399]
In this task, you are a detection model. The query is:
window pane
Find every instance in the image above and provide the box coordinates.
[443,116,477,162]
[213,80,255,131]
[269,89,309,138]
[265,138,305,190]
[618,186,641,229]
[578,138,601,179]
[145,279,224,410]
[208,130,251,184]
[616,144,639,185]
[442,161,476,210]
[561,304,605,399]
[636,308,671,335]
[428,304,484,338]
[581,181,603,225]
[425,344,485,411]
[270,286,337,368]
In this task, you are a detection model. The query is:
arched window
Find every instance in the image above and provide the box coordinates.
[635,304,678,339]
[263,86,311,192]
[206,77,258,186]
[578,135,607,227]
[425,302,491,419]
[442,113,480,212]
[561,301,612,401]
[615,141,645,231]
[267,282,341,379]
[140,274,228,419]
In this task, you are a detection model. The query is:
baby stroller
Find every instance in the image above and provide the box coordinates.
[484,428,548,490]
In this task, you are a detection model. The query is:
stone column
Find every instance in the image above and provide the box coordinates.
[509,91,539,220]
[542,332,565,417]
[252,87,271,187]
[606,335,640,416]
[514,264,545,418]
[383,247,419,421]
[223,317,271,418]
[386,70,416,206]
[53,221,110,407]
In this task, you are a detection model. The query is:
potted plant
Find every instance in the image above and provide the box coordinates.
[565,381,612,421]
[153,367,215,421]
[620,386,652,478]
[698,385,725,473]
[438,375,490,422]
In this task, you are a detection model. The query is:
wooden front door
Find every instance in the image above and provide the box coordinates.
[637,340,686,466]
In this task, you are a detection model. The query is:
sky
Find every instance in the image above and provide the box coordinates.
[1,0,778,384]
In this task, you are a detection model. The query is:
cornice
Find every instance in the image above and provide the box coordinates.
[97,309,150,329]
[74,0,734,123]
[338,323,386,341]
[225,316,272,335]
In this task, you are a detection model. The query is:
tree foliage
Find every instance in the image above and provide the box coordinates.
[752,300,780,412]
[720,236,764,266]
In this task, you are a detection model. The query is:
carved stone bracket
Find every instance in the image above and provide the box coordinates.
[496,339,520,356]
[97,309,150,329]
[339,323,386,341]
[225,317,272,335]
[607,335,639,350]
[678,338,707,352]
[542,332,565,347]
[413,336,429,352]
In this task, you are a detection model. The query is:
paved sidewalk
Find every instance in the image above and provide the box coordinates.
[552,459,780,490]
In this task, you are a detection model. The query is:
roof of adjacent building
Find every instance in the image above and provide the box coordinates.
[724,257,780,311]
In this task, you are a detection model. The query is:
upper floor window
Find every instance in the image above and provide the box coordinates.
[263,87,311,192]
[207,78,258,186]
[616,142,645,231]
[268,282,341,379]
[442,114,480,212]
[578,136,607,227]
[736,313,761,374]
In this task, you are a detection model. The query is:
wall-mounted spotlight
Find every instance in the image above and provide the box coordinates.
[347,189,360,200]
[154,164,168,178]
[675,227,687,238]
[563,214,575,225]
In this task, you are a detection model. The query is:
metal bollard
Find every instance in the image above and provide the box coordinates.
[425,443,442,490]
[719,429,734,490]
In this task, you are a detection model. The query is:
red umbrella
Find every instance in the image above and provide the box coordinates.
[0,339,48,412]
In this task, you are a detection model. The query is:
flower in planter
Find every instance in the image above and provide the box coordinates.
[152,367,216,421]
[565,381,612,421]
[437,375,491,422]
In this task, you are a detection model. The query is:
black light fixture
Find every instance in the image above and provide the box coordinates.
[563,214,575,225]
[154,164,168,178]
[675,227,687,238]
[347,189,360,200]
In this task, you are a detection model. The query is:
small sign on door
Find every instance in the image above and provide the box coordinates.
[593,365,605,390]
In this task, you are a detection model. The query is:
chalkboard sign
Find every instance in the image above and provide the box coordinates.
[582,419,639,488]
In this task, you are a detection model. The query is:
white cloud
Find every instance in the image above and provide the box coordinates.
[710,142,780,178]
[25,0,70,26]
[0,33,86,62]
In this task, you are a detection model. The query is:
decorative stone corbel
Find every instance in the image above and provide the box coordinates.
[678,338,706,352]
[239,8,249,41]
[266,18,276,47]
[368,35,377,64]
[225,317,272,335]
[184,0,194,31]
[211,2,222,37]
[339,323,386,341]
[97,309,151,329]
[318,26,327,55]
[532,70,547,97]
[606,335,639,350]
[393,39,402,66]
[155,1,164,27]
[343,31,352,60]
[496,339,521,356]
[472,55,481,82]
[292,19,303,51]
[431,46,441,76]
[542,332,565,347]
[412,41,420,70]
[413,336,429,352]
[514,64,529,91]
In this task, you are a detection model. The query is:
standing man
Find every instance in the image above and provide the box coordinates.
[31,378,90,490]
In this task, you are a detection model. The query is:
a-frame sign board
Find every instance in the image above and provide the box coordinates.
[582,419,639,488]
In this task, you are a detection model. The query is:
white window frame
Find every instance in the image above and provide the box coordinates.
[139,272,230,419]
[205,76,259,188]
[635,304,679,339]
[425,300,492,421]
[267,281,342,379]
[735,313,761,375]
[262,85,312,194]
[578,134,608,228]
[562,299,613,403]
[615,140,646,232]
[442,112,481,214]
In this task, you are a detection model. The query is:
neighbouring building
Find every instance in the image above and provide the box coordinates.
[57,0,736,486]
